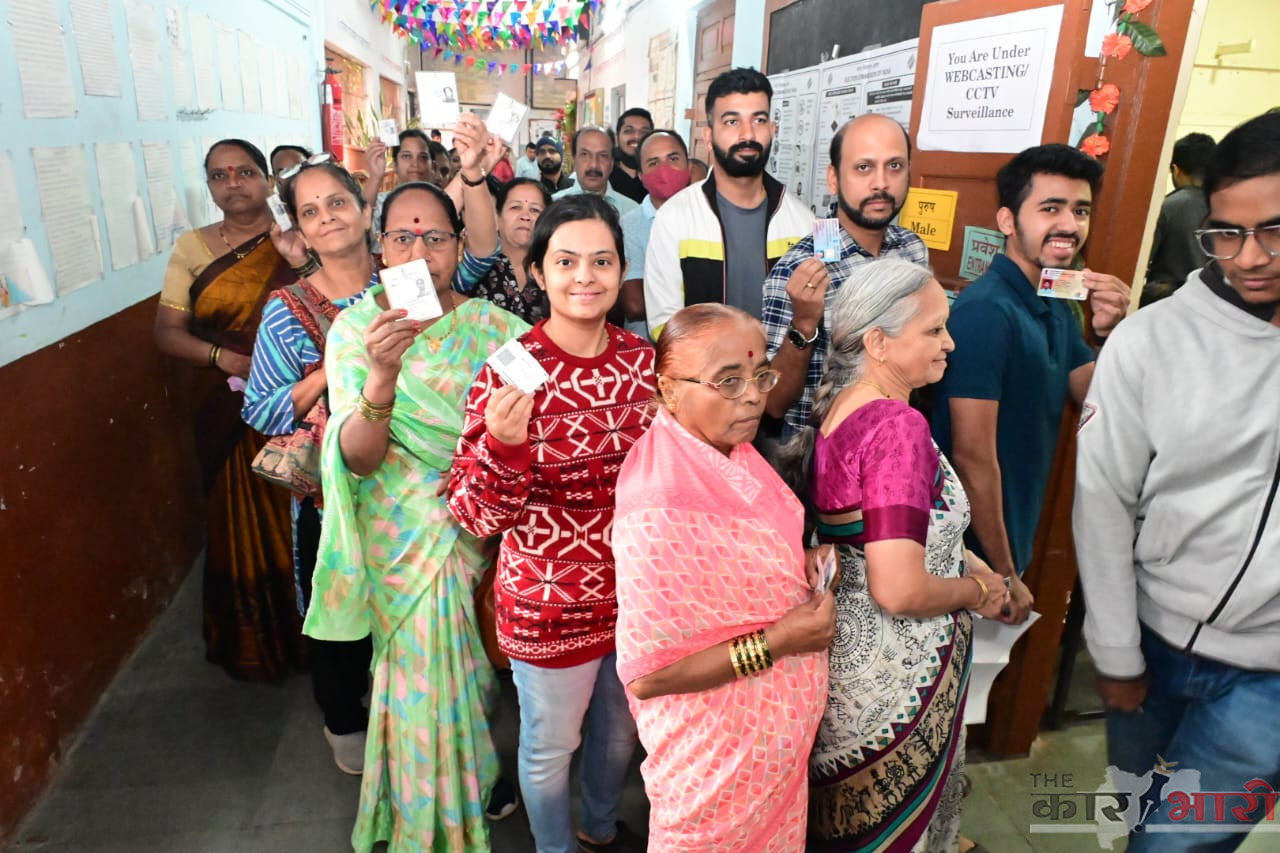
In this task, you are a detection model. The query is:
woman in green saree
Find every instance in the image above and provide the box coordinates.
[306,116,527,851]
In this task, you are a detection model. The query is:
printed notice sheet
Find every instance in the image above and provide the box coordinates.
[188,11,219,110]
[95,143,144,269]
[167,5,195,110]
[32,147,103,292]
[240,32,261,113]
[11,0,77,118]
[70,0,123,97]
[125,0,167,121]
[142,143,180,251]
[215,24,242,112]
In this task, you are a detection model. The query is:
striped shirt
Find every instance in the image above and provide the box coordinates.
[762,225,929,439]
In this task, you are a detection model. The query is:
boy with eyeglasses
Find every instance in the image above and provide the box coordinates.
[1074,110,1280,851]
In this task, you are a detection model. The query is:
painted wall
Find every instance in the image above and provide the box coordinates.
[324,0,410,121]
[0,0,322,839]
[1174,0,1279,158]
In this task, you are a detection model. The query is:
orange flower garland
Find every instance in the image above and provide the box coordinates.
[1078,3,1167,159]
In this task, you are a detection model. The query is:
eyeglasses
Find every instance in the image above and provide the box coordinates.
[663,369,781,400]
[1194,225,1280,261]
[381,229,460,249]
[279,152,333,180]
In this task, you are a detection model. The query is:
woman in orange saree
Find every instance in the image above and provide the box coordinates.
[154,139,307,681]
[612,304,835,852]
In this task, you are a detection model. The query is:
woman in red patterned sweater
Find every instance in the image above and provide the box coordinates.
[448,193,654,853]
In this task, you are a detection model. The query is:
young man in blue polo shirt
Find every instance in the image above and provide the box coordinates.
[930,144,1130,621]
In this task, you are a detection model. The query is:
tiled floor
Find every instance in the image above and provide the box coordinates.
[6,568,1271,851]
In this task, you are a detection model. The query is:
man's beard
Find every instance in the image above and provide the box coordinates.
[615,148,639,170]
[838,188,904,230]
[712,139,771,179]
[538,157,561,176]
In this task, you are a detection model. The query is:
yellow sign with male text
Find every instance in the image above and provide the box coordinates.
[899,188,959,252]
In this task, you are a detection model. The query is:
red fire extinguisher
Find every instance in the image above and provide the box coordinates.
[322,68,345,163]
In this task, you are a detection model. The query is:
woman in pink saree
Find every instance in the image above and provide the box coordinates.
[613,304,836,852]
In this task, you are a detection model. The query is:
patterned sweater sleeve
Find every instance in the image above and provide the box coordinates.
[447,361,536,536]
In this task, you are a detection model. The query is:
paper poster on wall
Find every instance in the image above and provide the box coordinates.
[417,72,461,129]
[142,142,182,252]
[215,24,242,112]
[899,187,958,251]
[125,0,167,121]
[188,11,219,111]
[32,146,103,292]
[766,69,820,215]
[808,40,918,216]
[95,143,145,269]
[960,226,1006,280]
[70,0,123,97]
[166,5,194,110]
[0,154,24,248]
[11,0,78,118]
[239,32,262,114]
[917,5,1064,154]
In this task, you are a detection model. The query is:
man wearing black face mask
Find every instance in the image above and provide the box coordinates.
[644,67,813,338]
[610,107,653,203]
[534,135,572,195]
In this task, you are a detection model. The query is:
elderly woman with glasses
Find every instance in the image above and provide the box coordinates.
[611,303,836,852]
[300,115,523,851]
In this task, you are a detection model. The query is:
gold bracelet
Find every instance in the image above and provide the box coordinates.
[357,392,394,422]
[745,632,764,674]
[755,629,774,669]
[729,637,747,679]
[968,575,989,609]
[208,344,221,368]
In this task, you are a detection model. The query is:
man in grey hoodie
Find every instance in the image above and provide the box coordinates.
[1075,110,1280,850]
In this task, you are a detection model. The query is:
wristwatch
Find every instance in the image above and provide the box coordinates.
[786,323,819,349]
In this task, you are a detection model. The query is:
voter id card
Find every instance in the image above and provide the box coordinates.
[487,93,528,148]
[266,193,293,231]
[814,218,841,262]
[381,259,444,322]
[815,548,837,593]
[1038,268,1087,300]
[378,119,400,147]
[487,339,549,395]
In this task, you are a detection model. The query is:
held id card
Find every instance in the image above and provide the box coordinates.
[266,193,293,232]
[1038,268,1087,300]
[378,118,400,147]
[813,218,841,262]
[487,92,529,148]
[487,338,549,395]
[815,548,838,593]
[381,259,444,323]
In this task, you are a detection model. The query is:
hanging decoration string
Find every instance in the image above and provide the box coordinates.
[1077,0,1167,158]
[372,0,602,55]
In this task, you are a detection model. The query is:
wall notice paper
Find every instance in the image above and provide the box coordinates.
[769,39,918,218]
[767,68,820,215]
[917,5,1064,154]
[11,0,78,118]
[960,226,1005,281]
[417,72,461,129]
[0,239,57,319]
[125,0,167,121]
[965,611,1040,725]
[257,44,279,117]
[239,32,262,114]
[0,153,24,247]
[899,187,959,252]
[95,142,144,269]
[188,11,219,111]
[215,24,242,112]
[142,142,180,252]
[487,93,529,148]
[167,5,195,110]
[69,0,122,97]
[32,147,102,292]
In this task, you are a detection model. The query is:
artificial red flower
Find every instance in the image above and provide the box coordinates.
[1090,84,1121,115]
[1123,0,1154,13]
[1102,33,1134,60]
[1081,133,1112,158]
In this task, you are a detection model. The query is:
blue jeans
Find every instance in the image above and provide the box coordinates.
[1106,625,1280,852]
[510,653,637,853]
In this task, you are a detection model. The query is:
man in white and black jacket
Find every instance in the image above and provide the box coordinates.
[1074,110,1280,851]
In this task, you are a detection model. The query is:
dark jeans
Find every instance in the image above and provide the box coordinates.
[1106,625,1280,852]
[297,498,371,735]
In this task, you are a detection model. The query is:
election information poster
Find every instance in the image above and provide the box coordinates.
[767,68,820,216]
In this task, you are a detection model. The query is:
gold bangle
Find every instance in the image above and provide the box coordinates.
[209,344,221,368]
[755,629,774,669]
[745,633,764,673]
[357,392,394,422]
[969,575,989,609]
[729,637,747,679]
